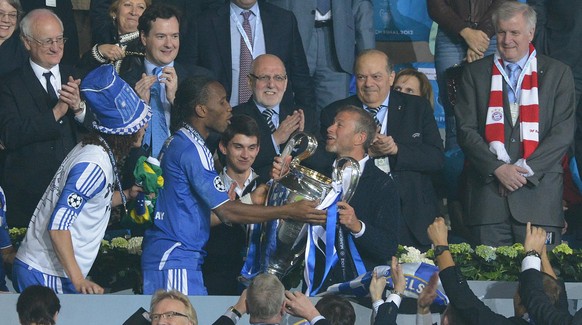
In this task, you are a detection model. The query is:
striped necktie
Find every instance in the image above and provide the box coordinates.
[366,106,382,128]
[262,108,276,133]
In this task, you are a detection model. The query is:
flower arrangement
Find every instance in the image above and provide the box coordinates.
[397,243,582,282]
[10,228,144,293]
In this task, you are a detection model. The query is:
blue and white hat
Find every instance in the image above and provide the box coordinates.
[81,64,151,135]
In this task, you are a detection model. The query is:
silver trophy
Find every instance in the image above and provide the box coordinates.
[262,132,361,279]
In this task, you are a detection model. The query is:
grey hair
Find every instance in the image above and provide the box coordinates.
[1,0,22,15]
[247,274,285,320]
[20,9,63,39]
[492,1,536,32]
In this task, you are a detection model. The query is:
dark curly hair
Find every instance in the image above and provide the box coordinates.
[82,131,141,164]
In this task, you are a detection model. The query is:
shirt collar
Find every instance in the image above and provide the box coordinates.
[254,100,280,115]
[30,59,59,82]
[144,58,174,76]
[503,54,528,71]
[220,167,257,196]
[363,93,390,111]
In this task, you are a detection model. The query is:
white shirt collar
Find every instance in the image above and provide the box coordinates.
[220,167,257,197]
[30,59,60,87]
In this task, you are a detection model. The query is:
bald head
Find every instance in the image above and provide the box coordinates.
[249,54,288,109]
[20,9,64,69]
[354,49,395,108]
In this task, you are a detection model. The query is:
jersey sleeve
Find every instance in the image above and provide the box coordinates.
[182,145,229,209]
[48,162,107,231]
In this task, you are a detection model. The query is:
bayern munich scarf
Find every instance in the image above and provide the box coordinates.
[485,43,539,176]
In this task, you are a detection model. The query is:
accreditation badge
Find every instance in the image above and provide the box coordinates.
[374,157,390,173]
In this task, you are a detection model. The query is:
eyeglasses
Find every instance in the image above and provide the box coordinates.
[249,74,287,83]
[150,311,189,322]
[0,11,18,21]
[26,36,68,48]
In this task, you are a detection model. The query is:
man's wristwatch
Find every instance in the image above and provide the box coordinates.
[525,249,541,258]
[434,245,449,257]
[72,100,86,114]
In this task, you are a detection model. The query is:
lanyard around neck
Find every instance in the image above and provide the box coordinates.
[231,10,257,55]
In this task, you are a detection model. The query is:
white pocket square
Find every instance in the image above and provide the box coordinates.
[412,133,421,138]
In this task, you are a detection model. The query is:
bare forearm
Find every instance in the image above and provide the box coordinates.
[214,200,290,224]
[49,230,84,283]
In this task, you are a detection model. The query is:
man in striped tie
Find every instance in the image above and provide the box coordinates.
[233,54,305,183]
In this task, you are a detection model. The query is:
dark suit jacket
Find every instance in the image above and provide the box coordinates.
[440,266,528,325]
[265,0,375,74]
[212,315,330,325]
[320,93,444,246]
[374,301,399,325]
[232,99,297,183]
[0,63,89,227]
[518,268,581,325]
[314,159,400,291]
[184,2,317,132]
[455,55,575,228]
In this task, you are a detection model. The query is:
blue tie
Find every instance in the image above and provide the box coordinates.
[506,63,520,103]
[145,66,168,158]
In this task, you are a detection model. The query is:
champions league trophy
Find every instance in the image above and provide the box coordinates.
[262,132,361,279]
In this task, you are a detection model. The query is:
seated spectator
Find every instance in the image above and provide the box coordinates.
[149,289,197,325]
[518,224,582,324]
[369,256,405,325]
[314,295,355,325]
[393,68,434,108]
[77,0,150,76]
[427,218,566,324]
[16,285,61,325]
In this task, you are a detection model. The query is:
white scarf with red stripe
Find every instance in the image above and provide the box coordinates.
[485,44,539,176]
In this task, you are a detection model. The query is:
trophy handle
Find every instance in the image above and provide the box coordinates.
[332,157,361,203]
[279,132,318,177]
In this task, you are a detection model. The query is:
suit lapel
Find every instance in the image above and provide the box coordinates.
[22,63,52,112]
[259,3,274,53]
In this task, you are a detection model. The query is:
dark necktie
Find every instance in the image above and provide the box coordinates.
[43,71,58,106]
[238,11,253,104]
[317,0,331,15]
[262,108,276,133]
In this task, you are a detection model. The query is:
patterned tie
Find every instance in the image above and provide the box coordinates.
[366,106,382,128]
[43,71,58,106]
[317,0,331,15]
[506,63,520,103]
[262,108,276,133]
[145,66,169,158]
[238,11,253,104]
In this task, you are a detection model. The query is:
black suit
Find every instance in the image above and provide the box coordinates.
[0,63,89,227]
[518,269,581,324]
[314,159,400,291]
[440,266,528,325]
[320,92,444,248]
[232,99,297,183]
[183,2,317,132]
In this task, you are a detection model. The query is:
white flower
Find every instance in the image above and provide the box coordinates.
[127,237,143,255]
